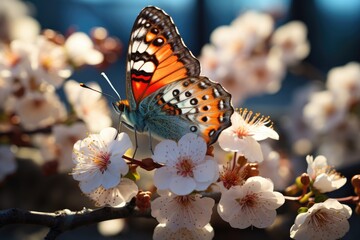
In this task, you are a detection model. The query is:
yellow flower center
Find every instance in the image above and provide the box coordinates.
[93,151,111,173]
[233,108,272,139]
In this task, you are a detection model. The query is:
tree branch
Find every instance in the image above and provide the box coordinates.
[0,199,151,239]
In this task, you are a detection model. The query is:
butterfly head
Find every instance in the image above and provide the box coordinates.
[112,99,130,114]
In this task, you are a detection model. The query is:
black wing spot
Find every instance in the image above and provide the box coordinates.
[203,105,209,111]
[151,28,159,34]
[190,126,197,132]
[153,38,164,46]
[185,91,192,97]
[183,81,190,87]
[172,89,180,96]
[202,95,209,100]
[190,98,198,105]
[198,81,207,89]
[209,129,216,137]
[201,116,209,122]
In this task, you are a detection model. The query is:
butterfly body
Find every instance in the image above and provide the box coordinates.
[115,6,234,145]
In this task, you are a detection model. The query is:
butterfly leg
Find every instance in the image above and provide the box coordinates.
[133,129,139,158]
[117,113,123,133]
[118,121,139,158]
[120,120,134,131]
[148,131,154,155]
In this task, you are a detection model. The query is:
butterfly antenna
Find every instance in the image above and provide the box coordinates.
[101,72,121,100]
[79,83,117,101]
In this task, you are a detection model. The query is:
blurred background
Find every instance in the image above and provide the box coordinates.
[0,0,360,239]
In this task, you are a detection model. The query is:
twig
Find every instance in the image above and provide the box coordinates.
[284,195,359,204]
[0,199,151,239]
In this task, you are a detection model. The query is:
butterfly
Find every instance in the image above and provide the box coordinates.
[114,6,234,152]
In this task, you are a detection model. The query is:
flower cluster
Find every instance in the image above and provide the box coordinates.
[1,3,359,240]
[289,62,360,167]
[72,127,138,207]
[150,133,218,238]
[290,199,352,240]
[283,154,353,240]
[0,0,122,175]
[199,11,309,105]
[144,109,286,239]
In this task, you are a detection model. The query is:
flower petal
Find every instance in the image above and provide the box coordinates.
[79,172,102,193]
[154,167,173,190]
[251,207,276,228]
[169,176,196,195]
[109,132,132,155]
[313,173,346,193]
[178,133,206,163]
[99,127,118,146]
[101,168,121,189]
[218,130,245,152]
[252,125,279,141]
[193,159,218,183]
[153,139,180,165]
[88,178,138,207]
[242,137,263,162]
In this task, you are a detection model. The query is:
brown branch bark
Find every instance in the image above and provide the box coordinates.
[0,199,151,240]
[0,192,222,239]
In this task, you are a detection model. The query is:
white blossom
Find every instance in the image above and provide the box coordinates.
[153,133,219,196]
[64,80,112,133]
[32,36,72,88]
[303,90,347,133]
[232,11,274,45]
[258,143,291,191]
[64,32,103,67]
[0,0,39,42]
[306,155,346,193]
[0,40,34,83]
[88,178,138,207]
[218,176,284,229]
[52,122,88,172]
[153,223,214,240]
[271,21,310,65]
[290,199,352,240]
[13,91,67,130]
[218,109,279,162]
[232,54,285,96]
[151,191,214,230]
[326,62,360,103]
[198,10,294,105]
[72,127,132,193]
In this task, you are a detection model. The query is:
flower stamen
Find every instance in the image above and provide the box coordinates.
[310,209,330,229]
[176,158,194,177]
[92,151,111,173]
[174,195,196,207]
[233,108,273,139]
[220,162,247,189]
[237,193,258,209]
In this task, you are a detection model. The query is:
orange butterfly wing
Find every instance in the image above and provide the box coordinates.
[126,6,200,109]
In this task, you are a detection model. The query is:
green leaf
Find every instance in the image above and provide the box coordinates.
[125,170,140,181]
[298,207,308,214]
